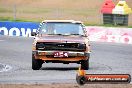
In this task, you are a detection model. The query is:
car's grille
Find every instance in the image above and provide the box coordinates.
[36,42,86,51]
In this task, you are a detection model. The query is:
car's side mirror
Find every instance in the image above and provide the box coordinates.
[31,32,37,36]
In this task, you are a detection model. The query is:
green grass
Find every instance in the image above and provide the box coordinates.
[0,17,40,22]
[0,8,12,13]
[0,0,132,27]
[0,16,131,28]
[85,23,132,28]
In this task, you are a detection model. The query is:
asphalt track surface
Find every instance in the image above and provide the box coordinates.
[0,36,132,84]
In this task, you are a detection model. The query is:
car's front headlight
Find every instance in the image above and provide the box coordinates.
[78,44,86,50]
[36,42,45,50]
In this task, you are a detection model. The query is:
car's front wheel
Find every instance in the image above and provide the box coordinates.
[32,54,43,70]
[81,59,89,70]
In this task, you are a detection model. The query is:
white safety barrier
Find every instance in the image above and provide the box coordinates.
[0,24,132,44]
[86,26,132,44]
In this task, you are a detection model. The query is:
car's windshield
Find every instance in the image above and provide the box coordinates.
[39,22,85,36]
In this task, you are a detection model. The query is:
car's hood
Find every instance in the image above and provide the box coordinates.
[35,35,87,43]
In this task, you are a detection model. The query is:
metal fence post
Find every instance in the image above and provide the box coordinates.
[13,4,16,21]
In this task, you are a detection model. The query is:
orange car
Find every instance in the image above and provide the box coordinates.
[31,20,91,70]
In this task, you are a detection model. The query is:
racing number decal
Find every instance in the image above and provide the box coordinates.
[54,52,68,57]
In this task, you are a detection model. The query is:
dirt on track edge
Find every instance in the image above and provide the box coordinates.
[0,84,132,88]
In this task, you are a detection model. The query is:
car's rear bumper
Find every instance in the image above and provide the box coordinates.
[32,50,90,61]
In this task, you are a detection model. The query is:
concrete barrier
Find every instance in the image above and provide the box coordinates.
[86,26,132,44]
[0,21,132,44]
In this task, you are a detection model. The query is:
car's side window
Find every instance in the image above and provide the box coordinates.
[38,23,47,34]
[41,24,47,33]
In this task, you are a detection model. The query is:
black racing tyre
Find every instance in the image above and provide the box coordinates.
[76,75,86,85]
[128,74,131,83]
[32,54,43,70]
[81,59,89,70]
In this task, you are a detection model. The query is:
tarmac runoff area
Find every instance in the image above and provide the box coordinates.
[0,36,132,86]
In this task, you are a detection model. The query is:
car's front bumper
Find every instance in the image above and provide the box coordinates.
[32,50,90,61]
[32,50,90,57]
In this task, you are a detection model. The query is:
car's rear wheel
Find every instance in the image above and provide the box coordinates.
[81,59,89,70]
[32,54,43,70]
